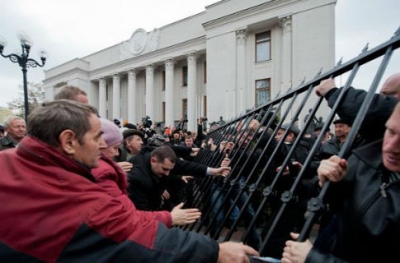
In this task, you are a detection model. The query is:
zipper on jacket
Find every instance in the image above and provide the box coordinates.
[358,177,400,221]
[380,171,400,198]
[380,182,387,198]
[356,172,390,221]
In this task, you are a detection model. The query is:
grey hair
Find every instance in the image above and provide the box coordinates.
[3,116,25,129]
[27,100,98,147]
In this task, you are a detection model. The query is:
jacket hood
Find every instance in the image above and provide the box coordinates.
[17,136,95,182]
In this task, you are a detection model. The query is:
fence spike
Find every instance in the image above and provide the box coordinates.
[336,57,343,66]
[314,68,323,78]
[360,43,369,54]
[392,27,400,38]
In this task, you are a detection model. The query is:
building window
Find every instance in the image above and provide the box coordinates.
[106,86,109,101]
[255,31,271,62]
[162,102,166,123]
[182,66,188,87]
[203,61,207,83]
[182,98,188,119]
[162,70,166,91]
[203,96,207,117]
[255,79,271,107]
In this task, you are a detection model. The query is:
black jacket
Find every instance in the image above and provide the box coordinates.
[306,140,400,262]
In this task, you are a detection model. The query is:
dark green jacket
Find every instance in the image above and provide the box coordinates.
[0,136,17,151]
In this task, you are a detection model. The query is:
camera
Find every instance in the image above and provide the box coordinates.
[201,117,208,121]
[141,115,153,129]
[182,118,188,123]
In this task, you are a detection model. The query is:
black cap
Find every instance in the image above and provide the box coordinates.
[315,123,330,131]
[280,123,300,136]
[147,134,166,146]
[123,129,144,139]
[113,118,121,126]
[333,118,351,126]
[124,123,137,129]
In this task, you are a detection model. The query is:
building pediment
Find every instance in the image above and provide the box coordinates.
[119,28,160,61]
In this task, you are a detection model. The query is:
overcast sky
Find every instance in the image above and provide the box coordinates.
[0,0,399,108]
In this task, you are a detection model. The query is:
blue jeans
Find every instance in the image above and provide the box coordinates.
[209,178,260,250]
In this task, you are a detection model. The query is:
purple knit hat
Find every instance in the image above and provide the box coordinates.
[100,118,123,147]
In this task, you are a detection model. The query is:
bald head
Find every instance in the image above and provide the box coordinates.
[54,85,89,104]
[380,72,400,101]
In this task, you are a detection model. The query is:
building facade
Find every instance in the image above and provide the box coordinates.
[43,0,336,132]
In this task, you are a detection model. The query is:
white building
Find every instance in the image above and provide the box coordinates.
[43,0,336,132]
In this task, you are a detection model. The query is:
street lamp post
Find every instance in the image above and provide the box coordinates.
[0,33,47,122]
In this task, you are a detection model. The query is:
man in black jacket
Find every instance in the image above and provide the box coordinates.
[127,145,231,211]
[282,101,400,263]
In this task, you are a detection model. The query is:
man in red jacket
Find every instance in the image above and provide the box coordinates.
[0,100,258,263]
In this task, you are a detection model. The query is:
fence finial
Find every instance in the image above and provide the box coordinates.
[314,68,323,78]
[360,43,369,54]
[300,77,306,85]
[336,57,343,66]
[392,27,400,38]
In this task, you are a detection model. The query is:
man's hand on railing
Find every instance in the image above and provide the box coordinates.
[315,78,336,97]
[208,166,231,177]
[221,155,231,167]
[276,161,302,176]
[317,155,348,187]
[282,232,312,263]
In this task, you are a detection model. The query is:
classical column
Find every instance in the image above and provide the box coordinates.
[99,78,107,118]
[280,15,292,91]
[112,74,120,119]
[145,64,155,119]
[236,29,247,115]
[165,59,175,127]
[127,70,137,124]
[187,53,197,132]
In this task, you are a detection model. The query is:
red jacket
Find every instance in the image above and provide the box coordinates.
[0,136,219,263]
[92,155,172,227]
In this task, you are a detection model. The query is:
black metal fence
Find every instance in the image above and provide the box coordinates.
[178,27,400,259]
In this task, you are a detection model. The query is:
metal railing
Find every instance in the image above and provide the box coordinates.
[177,27,400,258]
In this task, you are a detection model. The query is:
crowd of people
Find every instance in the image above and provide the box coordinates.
[0,71,399,263]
